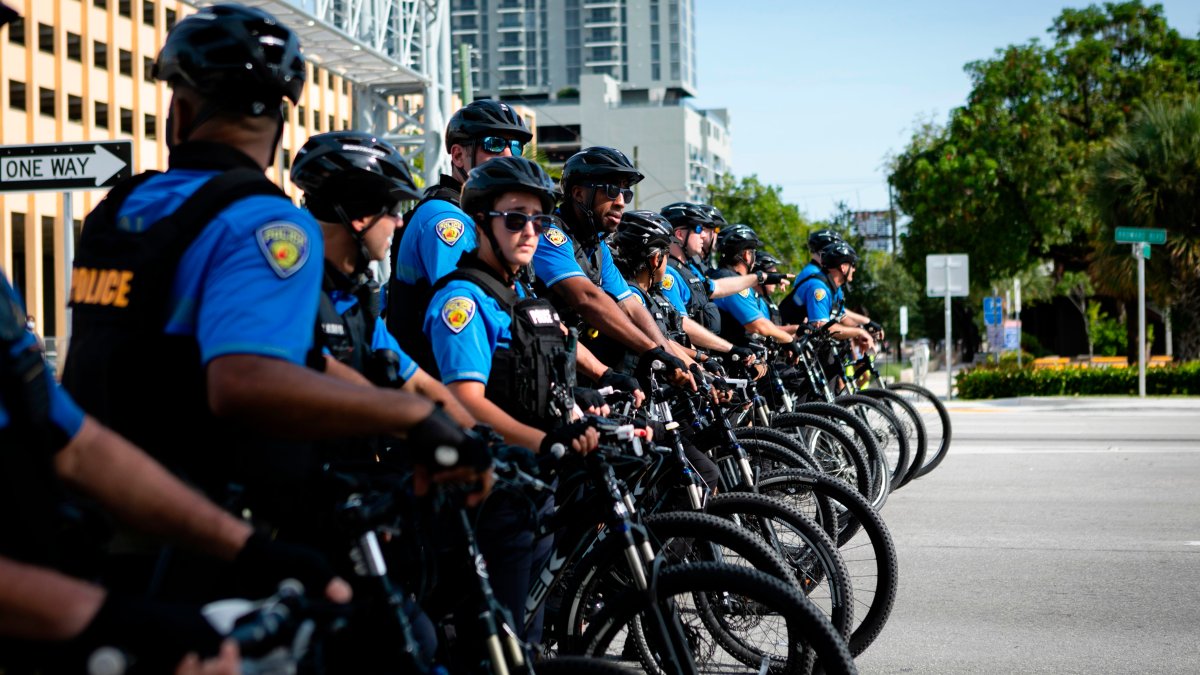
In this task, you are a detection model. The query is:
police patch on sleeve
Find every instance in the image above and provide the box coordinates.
[544,227,568,247]
[661,274,675,291]
[814,288,827,301]
[738,288,751,298]
[441,296,477,333]
[435,218,466,246]
[256,222,310,279]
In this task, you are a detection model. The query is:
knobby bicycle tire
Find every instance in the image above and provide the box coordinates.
[856,388,927,488]
[887,382,952,477]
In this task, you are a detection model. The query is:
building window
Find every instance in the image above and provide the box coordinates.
[143,0,156,27]
[119,49,133,77]
[280,148,291,170]
[312,109,320,129]
[120,107,133,134]
[144,113,157,139]
[93,0,107,9]
[297,105,306,128]
[39,87,55,118]
[68,94,83,122]
[143,56,155,83]
[94,41,108,70]
[67,32,82,61]
[38,23,53,54]
[328,114,335,131]
[8,17,24,46]
[165,8,177,29]
[94,100,109,128]
[9,80,26,111]
[118,0,131,18]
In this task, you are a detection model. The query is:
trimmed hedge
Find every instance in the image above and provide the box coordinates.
[956,362,1200,398]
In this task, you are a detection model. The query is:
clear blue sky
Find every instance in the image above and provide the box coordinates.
[692,0,1200,221]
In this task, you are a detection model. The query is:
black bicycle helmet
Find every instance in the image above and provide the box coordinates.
[445,100,533,151]
[561,147,645,190]
[753,251,783,275]
[291,131,420,222]
[613,211,674,277]
[717,223,762,257]
[697,204,727,227]
[660,202,715,231]
[819,241,859,270]
[461,156,558,218]
[153,4,305,116]
[807,229,842,253]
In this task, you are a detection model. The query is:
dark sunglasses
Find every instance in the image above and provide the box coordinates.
[478,136,525,155]
[589,184,634,202]
[488,211,562,232]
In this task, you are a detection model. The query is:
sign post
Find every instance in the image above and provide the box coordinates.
[1014,278,1022,366]
[926,254,969,400]
[0,140,133,353]
[1114,228,1166,398]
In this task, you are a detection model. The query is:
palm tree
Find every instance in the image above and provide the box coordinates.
[1090,96,1200,359]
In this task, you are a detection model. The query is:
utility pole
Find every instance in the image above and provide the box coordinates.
[457,43,473,105]
[632,145,640,210]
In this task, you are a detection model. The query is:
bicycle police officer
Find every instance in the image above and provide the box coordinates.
[793,241,876,351]
[62,4,483,574]
[388,100,533,373]
[710,224,796,347]
[532,147,693,388]
[289,131,475,432]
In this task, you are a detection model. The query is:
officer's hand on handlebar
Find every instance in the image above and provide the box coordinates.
[540,418,601,456]
[864,320,885,340]
[727,345,758,366]
[233,534,352,604]
[573,386,611,416]
[637,346,695,391]
[597,368,646,408]
[404,407,495,506]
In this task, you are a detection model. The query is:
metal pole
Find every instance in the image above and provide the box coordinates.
[1014,278,1022,367]
[1164,308,1173,357]
[457,42,473,105]
[945,262,952,400]
[1137,244,1146,397]
[62,191,73,352]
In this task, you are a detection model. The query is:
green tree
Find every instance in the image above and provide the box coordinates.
[707,174,814,271]
[890,1,1200,295]
[1091,96,1200,359]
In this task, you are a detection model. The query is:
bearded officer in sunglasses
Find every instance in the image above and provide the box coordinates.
[531,146,695,391]
[388,100,533,376]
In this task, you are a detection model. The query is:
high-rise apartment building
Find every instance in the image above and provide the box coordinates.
[451,0,697,101]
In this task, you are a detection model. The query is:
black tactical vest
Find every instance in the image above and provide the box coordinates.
[434,255,576,429]
[779,272,837,326]
[668,255,722,333]
[61,148,317,514]
[386,175,464,378]
[531,219,606,335]
[315,263,405,387]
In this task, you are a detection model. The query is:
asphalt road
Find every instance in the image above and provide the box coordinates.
[853,397,1200,674]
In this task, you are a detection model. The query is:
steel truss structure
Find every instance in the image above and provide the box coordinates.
[190,0,453,182]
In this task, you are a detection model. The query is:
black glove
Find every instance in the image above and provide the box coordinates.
[637,346,686,379]
[573,386,606,411]
[233,532,339,600]
[406,407,492,471]
[701,359,724,375]
[597,368,640,394]
[495,444,539,476]
[77,593,224,669]
[728,345,757,363]
[632,416,669,443]
[539,418,597,457]
[764,272,788,285]
[865,320,883,333]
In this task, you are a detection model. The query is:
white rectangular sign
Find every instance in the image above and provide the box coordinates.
[926,254,970,297]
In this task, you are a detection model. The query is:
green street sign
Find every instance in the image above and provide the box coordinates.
[1115,227,1166,244]
[1142,243,1151,260]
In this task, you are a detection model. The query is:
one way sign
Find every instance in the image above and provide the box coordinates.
[0,140,132,193]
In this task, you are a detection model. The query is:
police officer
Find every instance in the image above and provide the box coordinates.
[794,241,876,351]
[290,131,474,431]
[780,228,839,325]
[753,251,790,326]
[711,224,796,346]
[423,156,600,644]
[388,100,533,374]
[532,147,693,388]
[62,5,483,565]
[0,270,346,673]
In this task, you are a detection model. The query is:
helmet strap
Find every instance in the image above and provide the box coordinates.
[333,203,381,277]
[478,215,519,285]
[570,186,602,247]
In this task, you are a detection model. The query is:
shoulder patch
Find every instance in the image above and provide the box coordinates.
[256,222,310,279]
[814,288,827,301]
[435,218,466,246]
[544,227,568,247]
[738,288,751,298]
[634,292,646,305]
[661,273,675,290]
[441,296,477,333]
